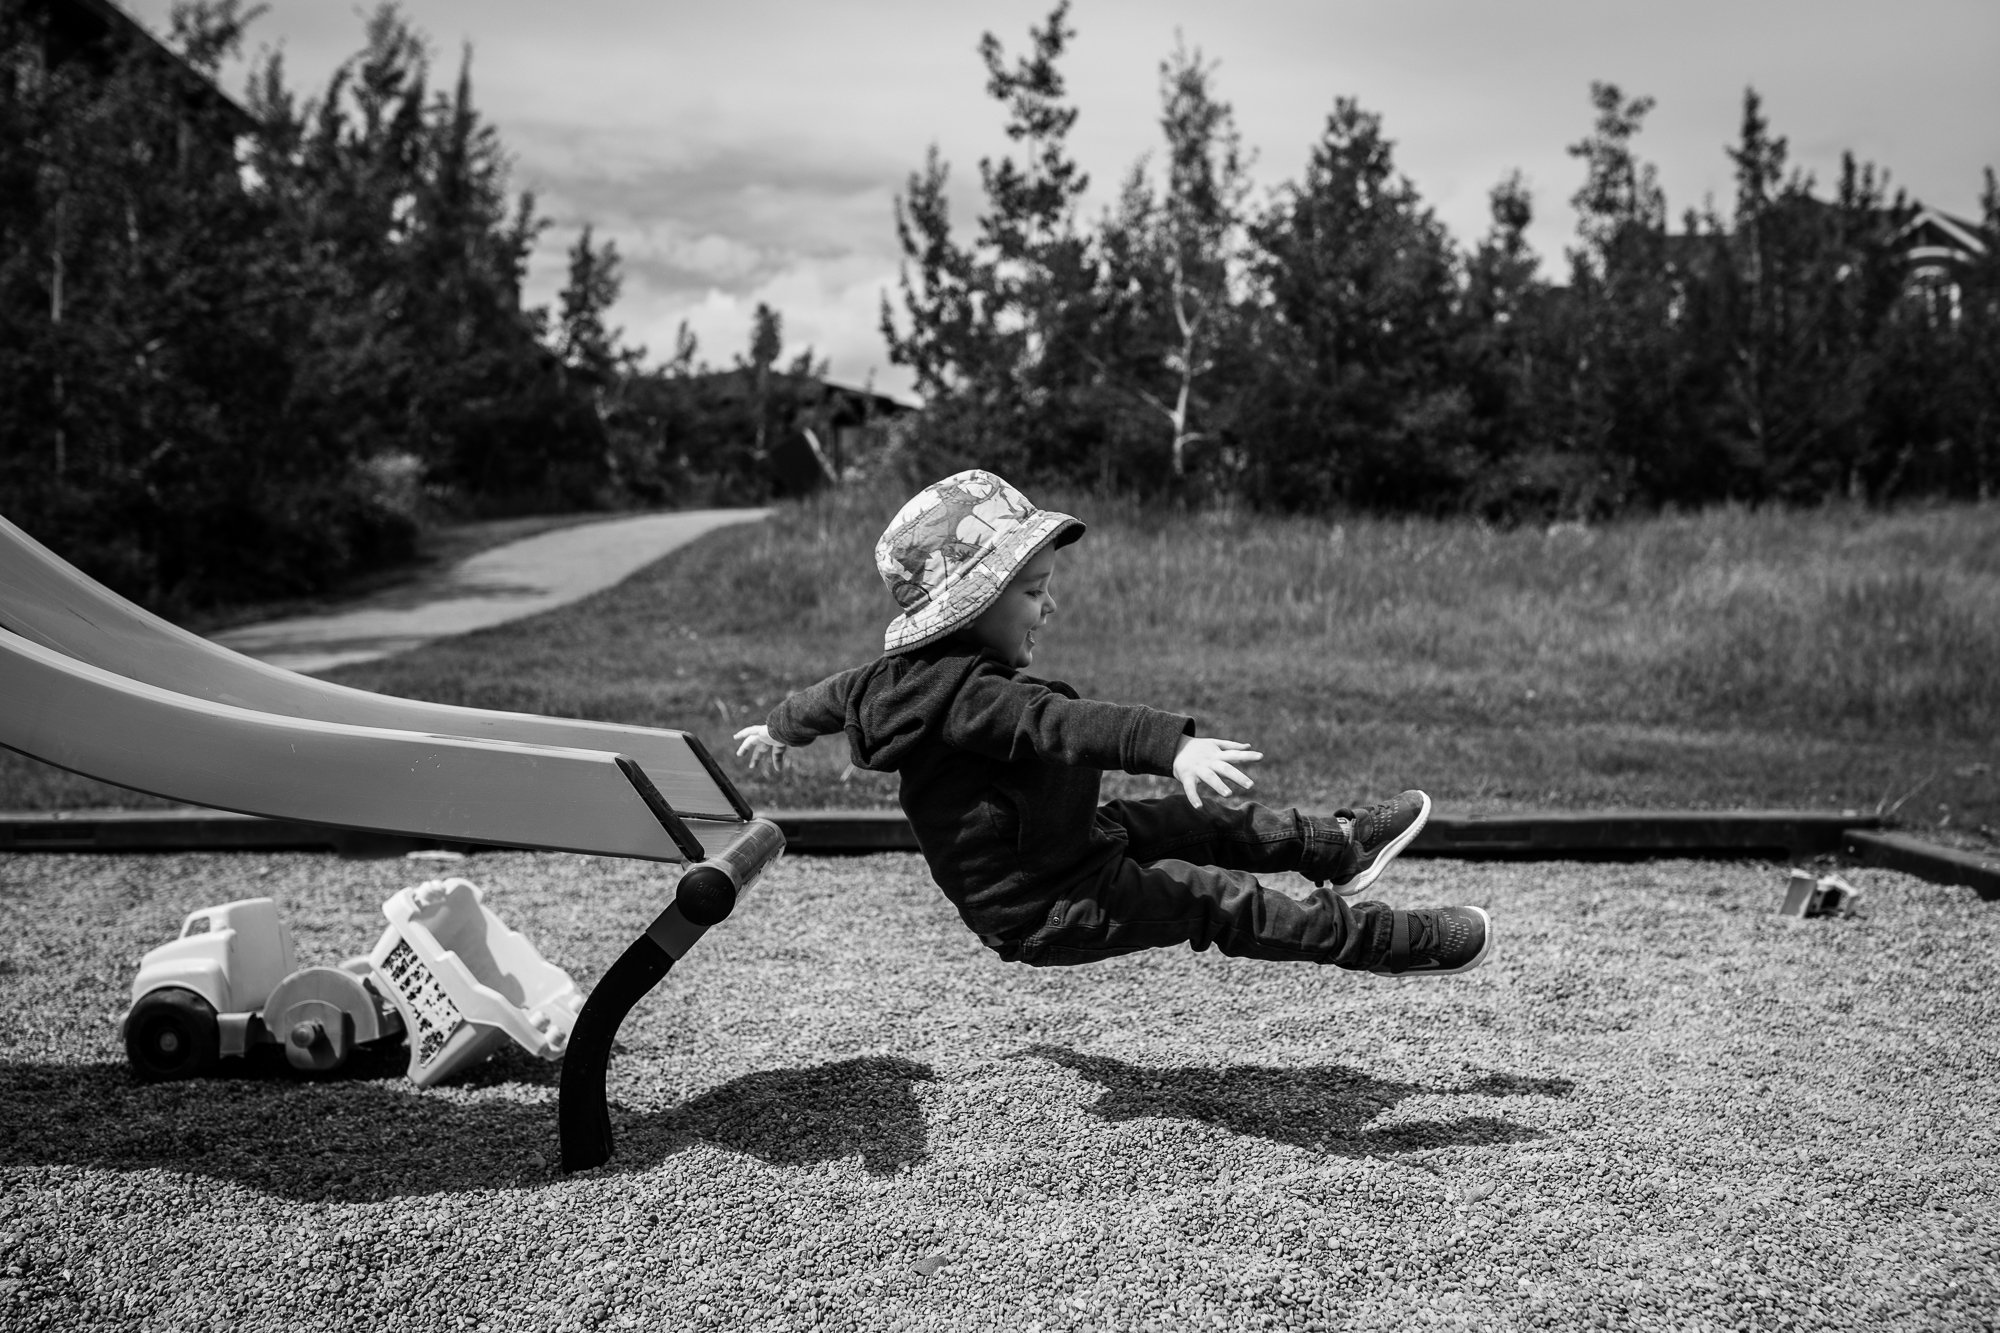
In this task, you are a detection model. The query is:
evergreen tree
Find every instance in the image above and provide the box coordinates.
[973,0,1096,427]
[557,224,630,387]
[1458,172,1583,517]
[1554,81,1687,507]
[1952,170,2000,497]
[1239,97,1469,511]
[745,301,783,463]
[0,0,415,608]
[1867,169,1975,500]
[249,6,607,511]
[1711,93,1908,499]
[878,145,988,402]
[880,3,1100,480]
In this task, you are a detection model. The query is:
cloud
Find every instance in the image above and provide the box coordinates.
[569,249,906,392]
[512,123,902,238]
[500,119,923,384]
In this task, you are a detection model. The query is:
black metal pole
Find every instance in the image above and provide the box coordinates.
[556,817,781,1171]
[558,932,673,1171]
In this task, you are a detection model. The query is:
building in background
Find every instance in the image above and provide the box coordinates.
[1895,205,1989,323]
[765,376,919,495]
[10,0,255,136]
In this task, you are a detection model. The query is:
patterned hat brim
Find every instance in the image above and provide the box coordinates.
[882,511,1084,653]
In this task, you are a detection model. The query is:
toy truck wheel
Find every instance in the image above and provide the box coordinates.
[263,966,384,1074]
[124,988,220,1080]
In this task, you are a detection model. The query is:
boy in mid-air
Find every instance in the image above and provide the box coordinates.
[735,469,1490,976]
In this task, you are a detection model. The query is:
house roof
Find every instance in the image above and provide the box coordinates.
[26,0,258,135]
[819,375,923,413]
[684,369,920,415]
[1645,198,1992,274]
[1894,206,1990,267]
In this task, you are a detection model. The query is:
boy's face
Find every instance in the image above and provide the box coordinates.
[960,546,1060,668]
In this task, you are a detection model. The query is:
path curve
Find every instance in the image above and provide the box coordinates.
[210,508,770,674]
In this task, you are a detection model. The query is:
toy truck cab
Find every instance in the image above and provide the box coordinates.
[124,898,296,1077]
[123,897,402,1079]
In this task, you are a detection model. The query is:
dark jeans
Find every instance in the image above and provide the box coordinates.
[1005,797,1391,968]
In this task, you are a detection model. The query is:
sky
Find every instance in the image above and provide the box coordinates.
[124,0,2000,400]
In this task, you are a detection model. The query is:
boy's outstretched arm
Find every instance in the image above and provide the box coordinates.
[1172,735,1263,808]
[736,663,869,771]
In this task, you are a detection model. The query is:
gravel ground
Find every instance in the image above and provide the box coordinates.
[0,848,1994,1332]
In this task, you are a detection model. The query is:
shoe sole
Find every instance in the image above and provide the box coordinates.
[1332,791,1432,898]
[1376,906,1493,980]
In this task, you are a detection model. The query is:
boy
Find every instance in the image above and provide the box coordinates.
[734,469,1490,977]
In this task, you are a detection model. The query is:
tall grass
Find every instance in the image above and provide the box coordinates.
[5,484,1996,832]
[702,483,2000,737]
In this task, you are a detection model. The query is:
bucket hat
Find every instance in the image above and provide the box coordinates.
[876,469,1084,652]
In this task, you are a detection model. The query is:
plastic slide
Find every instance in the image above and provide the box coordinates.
[0,513,749,823]
[0,628,700,859]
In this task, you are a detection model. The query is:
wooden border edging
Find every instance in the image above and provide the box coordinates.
[756,809,1881,859]
[1412,810,1875,859]
[0,809,391,855]
[17,806,1992,904]
[1842,829,2000,901]
[0,806,1888,859]
[762,809,919,852]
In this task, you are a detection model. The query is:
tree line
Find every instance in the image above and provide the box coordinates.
[5,2,1995,615]
[0,1,805,615]
[883,4,2000,517]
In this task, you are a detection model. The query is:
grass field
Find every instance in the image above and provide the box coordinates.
[4,488,1997,840]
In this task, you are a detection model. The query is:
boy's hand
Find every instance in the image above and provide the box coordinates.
[1172,735,1262,808]
[733,724,788,772]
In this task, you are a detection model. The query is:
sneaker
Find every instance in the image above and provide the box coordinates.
[1321,790,1432,896]
[1368,906,1492,978]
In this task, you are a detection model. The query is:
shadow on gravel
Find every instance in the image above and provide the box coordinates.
[0,1052,938,1199]
[1022,1045,1573,1156]
[0,1050,559,1202]
[615,1055,938,1178]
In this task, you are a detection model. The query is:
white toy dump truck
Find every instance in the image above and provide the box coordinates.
[122,879,582,1088]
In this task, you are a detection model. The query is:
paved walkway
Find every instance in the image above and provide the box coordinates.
[210,508,770,673]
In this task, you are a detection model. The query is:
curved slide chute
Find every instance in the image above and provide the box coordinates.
[0,513,750,823]
[0,628,701,860]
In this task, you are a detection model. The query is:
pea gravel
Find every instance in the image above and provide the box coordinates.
[0,847,1994,1332]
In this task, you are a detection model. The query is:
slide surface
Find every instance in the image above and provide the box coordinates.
[0,630,702,860]
[0,514,750,823]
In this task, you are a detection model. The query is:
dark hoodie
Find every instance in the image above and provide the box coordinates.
[765,641,1193,943]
